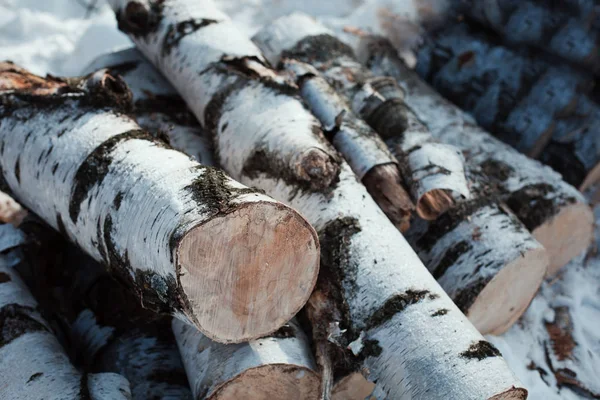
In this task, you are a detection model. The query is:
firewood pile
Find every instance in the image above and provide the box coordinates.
[0,0,598,399]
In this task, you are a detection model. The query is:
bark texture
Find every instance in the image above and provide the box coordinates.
[0,63,320,343]
[0,222,131,400]
[174,318,320,400]
[252,12,470,220]
[415,23,592,157]
[359,36,594,276]
[86,49,323,400]
[456,0,600,75]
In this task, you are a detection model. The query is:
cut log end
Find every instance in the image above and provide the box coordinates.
[416,189,455,220]
[489,387,528,400]
[296,148,340,190]
[0,191,27,226]
[209,365,320,400]
[178,201,320,343]
[532,202,594,276]
[467,247,548,335]
[362,163,414,232]
[331,372,375,400]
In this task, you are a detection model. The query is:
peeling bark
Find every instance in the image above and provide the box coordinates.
[252,13,470,220]
[415,23,593,157]
[0,222,130,400]
[0,63,320,344]
[359,35,594,276]
[457,0,600,75]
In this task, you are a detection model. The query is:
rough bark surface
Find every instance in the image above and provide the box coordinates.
[457,0,600,75]
[0,222,131,400]
[0,63,320,343]
[252,12,470,219]
[359,36,594,275]
[415,23,592,157]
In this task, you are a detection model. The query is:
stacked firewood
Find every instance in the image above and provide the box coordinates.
[0,1,595,399]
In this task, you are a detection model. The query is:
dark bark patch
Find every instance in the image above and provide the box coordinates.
[505,183,575,230]
[27,372,43,383]
[366,290,431,330]
[51,163,59,175]
[431,308,449,317]
[268,324,295,339]
[366,98,409,139]
[113,192,124,210]
[0,272,10,283]
[453,277,490,313]
[162,19,219,56]
[0,304,48,348]
[539,141,587,187]
[69,129,151,223]
[360,339,383,359]
[281,34,355,67]
[479,158,515,183]
[460,340,501,360]
[135,95,198,127]
[433,240,472,279]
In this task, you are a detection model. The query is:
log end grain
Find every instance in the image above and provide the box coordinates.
[331,372,375,400]
[362,163,414,232]
[489,387,529,400]
[416,189,456,220]
[177,201,320,343]
[532,201,594,276]
[467,247,548,335]
[209,364,320,400]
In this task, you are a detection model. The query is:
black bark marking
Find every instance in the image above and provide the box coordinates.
[14,158,20,184]
[453,278,491,313]
[113,192,124,210]
[366,290,431,330]
[479,158,515,182]
[281,34,355,67]
[431,308,449,317]
[135,95,197,127]
[69,129,151,223]
[0,272,11,283]
[51,163,59,175]
[27,372,43,383]
[55,213,67,236]
[162,19,219,56]
[365,98,409,140]
[433,240,472,279]
[505,183,575,230]
[116,0,165,37]
[460,340,502,360]
[360,339,383,358]
[0,304,48,348]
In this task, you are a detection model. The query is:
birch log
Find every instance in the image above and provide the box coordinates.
[107,5,526,397]
[538,96,600,197]
[253,13,471,220]
[359,36,595,276]
[83,53,323,399]
[0,222,131,400]
[173,319,320,399]
[457,0,600,75]
[0,63,320,343]
[415,23,592,157]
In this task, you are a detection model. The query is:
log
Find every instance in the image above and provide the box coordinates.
[253,13,471,220]
[458,0,600,74]
[415,23,592,157]
[0,190,27,226]
[174,319,320,399]
[0,63,320,344]
[107,4,527,397]
[538,96,600,197]
[0,222,131,400]
[359,36,595,276]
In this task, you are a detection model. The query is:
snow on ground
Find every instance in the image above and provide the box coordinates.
[1,1,599,399]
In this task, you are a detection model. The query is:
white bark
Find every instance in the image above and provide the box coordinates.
[108,0,340,192]
[0,223,130,400]
[415,23,591,157]
[88,373,133,400]
[252,13,470,219]
[82,48,214,166]
[0,64,320,343]
[173,318,320,399]
[108,3,525,397]
[358,36,594,276]
[460,0,600,74]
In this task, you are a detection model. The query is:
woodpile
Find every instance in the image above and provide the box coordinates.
[0,0,597,399]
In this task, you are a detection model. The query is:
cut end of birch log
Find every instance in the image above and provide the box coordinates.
[0,64,321,344]
[0,190,27,226]
[331,372,376,400]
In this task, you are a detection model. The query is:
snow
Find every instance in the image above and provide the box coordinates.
[1,1,599,399]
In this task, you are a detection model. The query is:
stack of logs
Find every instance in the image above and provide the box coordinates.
[0,1,595,399]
